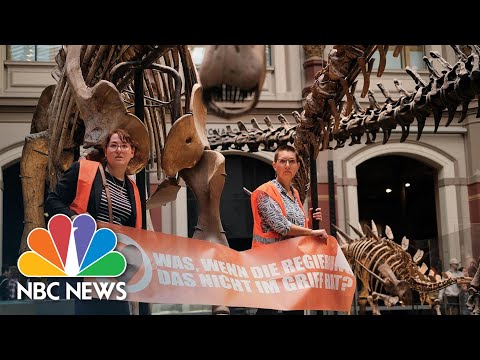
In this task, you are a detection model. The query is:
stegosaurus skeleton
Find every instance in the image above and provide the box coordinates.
[332,222,472,315]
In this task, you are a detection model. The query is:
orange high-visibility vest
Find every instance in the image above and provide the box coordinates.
[251,181,307,249]
[69,160,142,229]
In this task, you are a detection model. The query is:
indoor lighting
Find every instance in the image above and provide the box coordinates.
[386,188,392,193]
[405,182,411,187]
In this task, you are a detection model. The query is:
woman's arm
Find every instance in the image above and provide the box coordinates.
[286,224,328,239]
[45,161,80,218]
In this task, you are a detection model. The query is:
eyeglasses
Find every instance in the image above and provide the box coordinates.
[108,143,131,151]
[277,158,297,166]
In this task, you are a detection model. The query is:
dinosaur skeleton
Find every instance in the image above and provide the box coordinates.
[332,222,472,315]
[206,45,480,202]
[203,45,480,313]
[20,45,479,314]
[20,45,264,315]
[208,114,298,153]
[21,45,198,251]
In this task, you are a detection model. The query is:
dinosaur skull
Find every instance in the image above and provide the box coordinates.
[199,45,266,119]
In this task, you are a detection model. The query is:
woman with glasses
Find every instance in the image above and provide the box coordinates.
[250,144,328,315]
[46,128,142,228]
[45,128,145,315]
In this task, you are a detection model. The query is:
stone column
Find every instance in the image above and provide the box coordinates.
[302,45,326,97]
[465,115,480,258]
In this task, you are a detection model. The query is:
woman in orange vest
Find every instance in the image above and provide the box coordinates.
[45,128,145,315]
[251,144,328,315]
[46,128,143,228]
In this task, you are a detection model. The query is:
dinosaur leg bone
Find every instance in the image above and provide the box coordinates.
[357,284,370,315]
[367,293,381,315]
[378,263,410,303]
[179,150,229,315]
[371,291,399,307]
[19,132,49,253]
[179,150,228,247]
[19,83,59,252]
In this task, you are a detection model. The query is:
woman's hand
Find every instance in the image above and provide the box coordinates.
[309,207,322,227]
[311,207,322,222]
[312,229,328,240]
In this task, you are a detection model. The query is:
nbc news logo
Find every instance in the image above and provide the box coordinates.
[17,214,127,300]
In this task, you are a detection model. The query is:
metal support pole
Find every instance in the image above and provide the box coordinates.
[328,159,339,315]
[134,68,147,230]
[134,68,150,316]
[310,144,319,231]
[328,160,336,238]
[306,144,322,315]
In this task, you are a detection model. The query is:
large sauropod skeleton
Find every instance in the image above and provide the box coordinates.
[203,45,480,312]
[206,45,480,201]
[19,45,266,315]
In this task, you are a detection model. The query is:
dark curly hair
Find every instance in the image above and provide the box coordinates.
[104,128,139,151]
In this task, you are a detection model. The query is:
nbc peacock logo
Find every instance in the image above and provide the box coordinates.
[18,213,127,278]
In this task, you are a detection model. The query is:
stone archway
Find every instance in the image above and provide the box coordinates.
[341,141,465,265]
[0,143,23,268]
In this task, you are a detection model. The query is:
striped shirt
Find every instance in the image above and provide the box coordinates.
[97,171,132,226]
[256,179,305,239]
